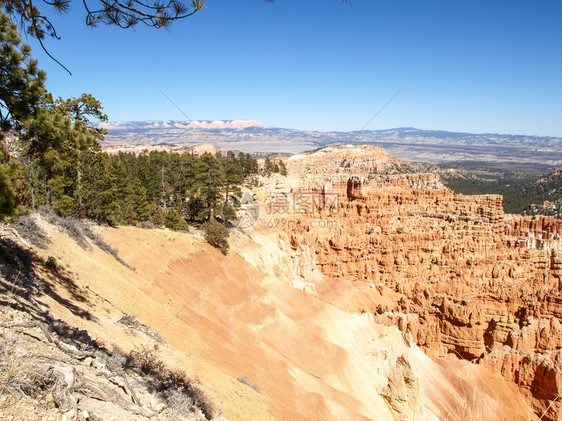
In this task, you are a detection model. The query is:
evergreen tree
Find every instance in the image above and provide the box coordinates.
[149,203,164,226]
[221,160,242,222]
[263,157,273,176]
[248,153,258,175]
[204,217,229,255]
[0,11,45,217]
[110,152,137,208]
[0,149,19,216]
[22,93,107,217]
[0,9,254,224]
[0,11,46,133]
[24,104,73,210]
[54,94,107,216]
[123,204,137,225]
[191,153,223,220]
[279,160,287,176]
[237,152,258,177]
[126,177,150,222]
[1,0,207,42]
[164,207,188,231]
[81,152,119,225]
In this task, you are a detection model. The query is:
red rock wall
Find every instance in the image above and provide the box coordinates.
[281,176,562,420]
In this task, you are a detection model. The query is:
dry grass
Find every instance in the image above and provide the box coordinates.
[0,331,42,397]
[127,346,215,419]
[16,217,49,249]
[237,376,260,393]
[117,314,165,343]
[37,208,134,271]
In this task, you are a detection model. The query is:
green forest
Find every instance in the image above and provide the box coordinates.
[445,172,562,217]
[56,149,258,227]
[0,9,260,247]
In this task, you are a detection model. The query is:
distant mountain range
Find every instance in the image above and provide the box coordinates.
[100,120,562,179]
[99,120,263,131]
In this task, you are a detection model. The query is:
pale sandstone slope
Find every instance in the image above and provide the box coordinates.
[8,213,536,421]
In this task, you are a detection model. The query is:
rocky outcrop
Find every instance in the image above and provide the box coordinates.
[380,353,422,417]
[287,145,401,176]
[276,145,562,420]
[2,213,537,421]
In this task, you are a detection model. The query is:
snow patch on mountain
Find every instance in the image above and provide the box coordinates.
[99,120,263,131]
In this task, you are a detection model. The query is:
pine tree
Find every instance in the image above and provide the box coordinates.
[164,208,188,231]
[23,93,107,217]
[54,94,107,217]
[192,153,223,220]
[123,205,137,225]
[81,152,119,225]
[263,157,273,176]
[0,149,18,217]
[126,177,150,222]
[1,0,207,42]
[149,203,164,226]
[24,105,73,210]
[279,160,287,176]
[237,152,258,177]
[204,217,229,254]
[0,12,46,134]
[221,161,242,222]
[0,11,45,217]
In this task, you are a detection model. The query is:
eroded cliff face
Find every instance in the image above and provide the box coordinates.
[275,145,562,420]
[2,213,535,421]
[287,145,401,176]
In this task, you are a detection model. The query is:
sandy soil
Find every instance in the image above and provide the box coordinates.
[3,215,539,420]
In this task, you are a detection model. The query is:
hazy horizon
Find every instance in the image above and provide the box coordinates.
[99,119,562,139]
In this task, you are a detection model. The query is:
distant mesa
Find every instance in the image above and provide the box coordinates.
[104,142,218,155]
[99,121,562,169]
[98,120,264,131]
[180,142,218,155]
[287,144,401,175]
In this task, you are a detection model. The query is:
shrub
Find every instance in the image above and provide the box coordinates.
[128,346,164,374]
[149,204,164,226]
[237,376,260,392]
[127,347,214,419]
[164,208,189,231]
[39,207,89,248]
[16,216,49,248]
[164,368,214,419]
[38,207,134,270]
[204,217,229,255]
[45,256,58,271]
[0,333,42,396]
[123,205,137,225]
[117,314,164,342]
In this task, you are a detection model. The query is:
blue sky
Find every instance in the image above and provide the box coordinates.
[26,0,562,136]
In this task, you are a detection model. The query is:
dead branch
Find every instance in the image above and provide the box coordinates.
[0,225,32,248]
[1,321,96,360]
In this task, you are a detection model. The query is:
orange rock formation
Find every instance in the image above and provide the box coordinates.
[2,214,536,421]
[279,145,562,420]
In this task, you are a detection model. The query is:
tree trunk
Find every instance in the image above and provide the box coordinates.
[28,158,35,211]
[77,165,85,218]
[161,166,166,208]
[45,167,52,208]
